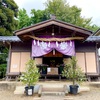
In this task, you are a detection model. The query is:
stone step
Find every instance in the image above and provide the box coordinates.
[41,86,65,96]
[14,86,25,94]
[42,91,65,96]
[42,87,64,92]
[89,82,100,88]
[78,86,90,92]
[63,96,73,100]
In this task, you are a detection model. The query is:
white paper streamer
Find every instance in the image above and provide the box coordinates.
[70,41,72,46]
[60,42,62,45]
[48,42,50,47]
[66,41,68,46]
[56,41,58,47]
[37,40,40,46]
[33,40,36,45]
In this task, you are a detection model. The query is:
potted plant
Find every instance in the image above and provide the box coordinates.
[20,59,40,96]
[58,64,64,75]
[62,56,85,95]
[36,64,42,73]
[41,64,48,74]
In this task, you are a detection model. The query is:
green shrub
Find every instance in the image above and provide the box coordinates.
[20,59,40,87]
[62,56,85,85]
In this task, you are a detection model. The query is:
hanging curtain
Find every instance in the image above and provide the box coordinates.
[32,40,75,57]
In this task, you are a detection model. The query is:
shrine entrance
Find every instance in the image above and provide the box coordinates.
[38,50,71,80]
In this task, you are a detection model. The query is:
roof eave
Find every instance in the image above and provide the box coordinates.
[93,28,100,36]
[14,19,93,36]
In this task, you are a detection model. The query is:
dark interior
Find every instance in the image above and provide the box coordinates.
[43,57,63,67]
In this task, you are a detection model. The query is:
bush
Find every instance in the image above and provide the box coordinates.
[20,59,40,87]
[0,64,6,78]
[62,56,85,85]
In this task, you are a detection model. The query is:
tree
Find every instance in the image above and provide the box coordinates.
[20,59,40,87]
[17,0,99,32]
[45,0,70,21]
[62,56,85,94]
[45,0,99,32]
[30,9,50,24]
[62,56,85,85]
[0,46,8,78]
[0,0,18,36]
[18,9,49,29]
[18,9,31,29]
[0,0,18,78]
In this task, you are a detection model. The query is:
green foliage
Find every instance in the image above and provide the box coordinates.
[30,9,50,24]
[20,59,40,87]
[45,0,99,32]
[42,66,47,71]
[45,0,70,20]
[18,9,50,29]
[17,0,99,32]
[0,46,8,63]
[0,46,8,78]
[0,0,18,36]
[0,64,6,78]
[18,9,31,29]
[62,56,85,85]
[0,0,18,78]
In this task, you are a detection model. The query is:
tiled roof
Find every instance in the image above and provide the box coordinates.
[0,36,21,42]
[0,36,100,42]
[86,36,100,42]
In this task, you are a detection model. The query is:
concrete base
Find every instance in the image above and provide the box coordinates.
[89,82,100,88]
[64,96,73,100]
[14,85,40,94]
[66,85,90,93]
[14,86,25,94]
[14,85,90,95]
[0,81,17,91]
[42,91,65,96]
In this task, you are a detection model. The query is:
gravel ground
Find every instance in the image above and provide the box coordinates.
[72,88,100,100]
[0,87,100,100]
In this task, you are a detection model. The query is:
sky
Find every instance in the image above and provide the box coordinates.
[14,0,100,26]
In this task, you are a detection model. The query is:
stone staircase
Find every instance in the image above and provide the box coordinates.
[14,81,90,100]
[41,85,75,100]
[42,86,65,96]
